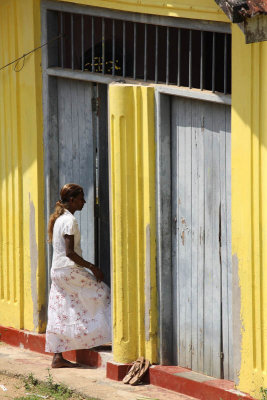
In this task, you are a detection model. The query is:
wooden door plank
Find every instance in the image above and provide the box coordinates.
[191,99,200,372]
[171,97,179,365]
[183,98,193,369]
[177,97,187,368]
[225,106,233,380]
[203,100,214,376]
[211,102,224,378]
[77,81,95,263]
[197,101,206,374]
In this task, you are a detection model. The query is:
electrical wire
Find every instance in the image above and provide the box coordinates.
[0,34,64,72]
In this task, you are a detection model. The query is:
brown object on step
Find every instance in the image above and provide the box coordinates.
[122,357,144,384]
[129,358,150,386]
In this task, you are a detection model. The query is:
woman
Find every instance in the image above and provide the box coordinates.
[45,183,111,368]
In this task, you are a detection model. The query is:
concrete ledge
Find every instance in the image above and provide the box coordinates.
[0,326,102,367]
[106,362,256,400]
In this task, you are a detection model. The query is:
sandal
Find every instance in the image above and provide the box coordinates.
[129,358,150,386]
[123,357,144,384]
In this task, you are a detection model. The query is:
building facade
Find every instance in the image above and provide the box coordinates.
[1,0,267,397]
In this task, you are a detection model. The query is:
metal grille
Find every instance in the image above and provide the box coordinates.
[51,11,231,94]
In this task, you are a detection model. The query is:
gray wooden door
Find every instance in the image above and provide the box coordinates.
[57,78,95,263]
[171,96,233,380]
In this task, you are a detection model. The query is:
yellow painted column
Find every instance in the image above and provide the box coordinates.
[0,0,46,332]
[109,84,157,363]
[232,25,267,398]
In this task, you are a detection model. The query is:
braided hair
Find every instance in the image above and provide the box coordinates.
[47,183,84,243]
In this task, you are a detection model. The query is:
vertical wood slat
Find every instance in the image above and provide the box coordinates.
[189,30,192,89]
[91,16,95,73]
[212,32,216,92]
[224,106,233,379]
[112,20,115,77]
[166,27,169,85]
[203,101,217,377]
[71,14,74,70]
[177,29,181,86]
[224,34,228,95]
[200,31,204,90]
[57,78,95,262]
[60,12,64,68]
[155,25,158,84]
[133,22,137,80]
[171,98,179,364]
[81,15,84,71]
[211,103,223,378]
[102,18,105,74]
[171,97,232,378]
[123,21,126,78]
[144,24,147,81]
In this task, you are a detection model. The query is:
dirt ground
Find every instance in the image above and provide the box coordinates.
[0,373,27,399]
[0,372,93,400]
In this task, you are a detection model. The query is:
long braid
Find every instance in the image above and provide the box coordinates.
[47,201,66,243]
[47,183,83,243]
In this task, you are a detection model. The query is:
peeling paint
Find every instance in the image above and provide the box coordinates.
[29,194,38,331]
[181,230,185,246]
[145,224,151,342]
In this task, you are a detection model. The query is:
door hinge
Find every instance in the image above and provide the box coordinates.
[92,97,100,114]
[220,352,224,360]
[95,203,100,218]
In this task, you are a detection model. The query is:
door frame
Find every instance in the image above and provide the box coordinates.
[155,86,232,366]
[41,3,113,299]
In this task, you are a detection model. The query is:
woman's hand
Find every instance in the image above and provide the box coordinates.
[64,235,104,282]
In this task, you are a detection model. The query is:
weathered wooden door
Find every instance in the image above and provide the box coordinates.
[171,96,233,379]
[57,79,110,285]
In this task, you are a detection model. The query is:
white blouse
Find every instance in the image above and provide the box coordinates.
[51,209,82,270]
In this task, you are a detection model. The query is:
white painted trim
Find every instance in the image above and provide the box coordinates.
[47,68,232,105]
[155,85,231,105]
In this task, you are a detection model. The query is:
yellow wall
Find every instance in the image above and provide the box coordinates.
[0,0,45,332]
[232,25,267,398]
[1,0,267,397]
[60,0,228,22]
[109,85,157,363]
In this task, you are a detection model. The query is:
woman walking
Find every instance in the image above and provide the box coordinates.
[45,183,111,368]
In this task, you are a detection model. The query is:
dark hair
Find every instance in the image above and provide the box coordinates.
[47,183,84,243]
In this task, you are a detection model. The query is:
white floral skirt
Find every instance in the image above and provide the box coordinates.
[45,266,111,353]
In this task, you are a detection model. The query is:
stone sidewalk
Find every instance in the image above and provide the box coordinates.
[0,343,196,400]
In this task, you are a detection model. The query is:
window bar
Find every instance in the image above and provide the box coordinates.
[91,16,95,73]
[123,21,126,78]
[133,22,137,80]
[144,24,147,81]
[155,25,158,84]
[102,18,105,74]
[81,15,84,71]
[224,33,228,95]
[212,32,216,93]
[189,30,192,89]
[60,12,64,68]
[200,31,204,90]
[112,20,115,77]
[71,14,74,70]
[177,28,181,86]
[166,27,169,85]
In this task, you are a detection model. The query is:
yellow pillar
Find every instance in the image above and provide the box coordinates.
[109,84,157,363]
[232,25,267,398]
[0,0,45,332]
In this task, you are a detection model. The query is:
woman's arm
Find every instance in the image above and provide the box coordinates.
[64,234,104,282]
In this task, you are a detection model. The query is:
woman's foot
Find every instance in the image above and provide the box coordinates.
[52,353,80,368]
